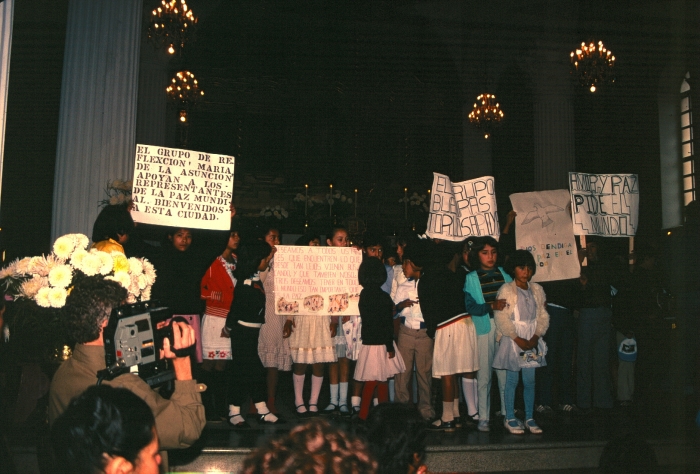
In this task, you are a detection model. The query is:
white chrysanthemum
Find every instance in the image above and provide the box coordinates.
[137,273,148,290]
[128,257,143,275]
[80,253,102,276]
[126,294,137,304]
[129,276,141,298]
[70,248,88,269]
[53,235,76,259]
[15,257,32,275]
[111,271,131,289]
[141,286,151,301]
[142,260,156,285]
[48,264,73,288]
[35,287,51,307]
[48,287,68,308]
[70,234,90,250]
[111,253,129,273]
[0,262,15,279]
[21,276,48,298]
[95,252,113,275]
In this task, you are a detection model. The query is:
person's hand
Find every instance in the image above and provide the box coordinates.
[396,299,417,311]
[527,334,539,349]
[514,336,530,351]
[330,321,338,337]
[230,203,236,218]
[160,322,195,359]
[341,316,350,324]
[283,319,295,338]
[388,351,396,359]
[491,299,507,311]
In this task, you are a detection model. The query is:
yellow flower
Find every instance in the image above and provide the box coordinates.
[48,264,73,288]
[112,254,129,273]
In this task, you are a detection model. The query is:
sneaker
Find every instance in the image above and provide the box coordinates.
[504,418,524,435]
[477,419,490,432]
[536,405,554,416]
[429,419,457,432]
[558,403,582,414]
[524,418,542,434]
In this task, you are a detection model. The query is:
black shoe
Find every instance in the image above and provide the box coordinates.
[321,404,339,416]
[428,419,457,432]
[228,416,250,429]
[296,404,309,418]
[306,404,320,417]
[453,416,463,428]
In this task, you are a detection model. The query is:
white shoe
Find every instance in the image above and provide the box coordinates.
[477,419,490,432]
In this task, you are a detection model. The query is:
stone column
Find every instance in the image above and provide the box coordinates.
[51,0,142,240]
[530,48,576,191]
[0,0,14,205]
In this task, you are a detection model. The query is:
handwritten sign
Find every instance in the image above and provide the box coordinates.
[274,246,363,316]
[130,144,235,230]
[510,190,580,282]
[569,172,639,237]
[426,172,500,241]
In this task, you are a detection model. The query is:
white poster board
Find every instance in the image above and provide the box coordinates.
[274,246,363,316]
[569,172,639,237]
[510,190,580,282]
[426,172,500,241]
[130,144,235,230]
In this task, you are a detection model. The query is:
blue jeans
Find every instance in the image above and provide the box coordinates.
[505,367,535,420]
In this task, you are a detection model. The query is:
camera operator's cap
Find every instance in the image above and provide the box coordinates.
[618,337,637,362]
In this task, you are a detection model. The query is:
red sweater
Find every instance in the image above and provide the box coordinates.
[200,257,236,317]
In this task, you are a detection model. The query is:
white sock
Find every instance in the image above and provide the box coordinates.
[255,401,278,422]
[463,378,478,417]
[442,401,454,422]
[351,395,361,410]
[228,405,244,425]
[293,373,306,412]
[453,398,460,417]
[310,375,323,410]
[373,398,379,406]
[339,382,349,407]
[326,384,339,409]
[389,378,395,402]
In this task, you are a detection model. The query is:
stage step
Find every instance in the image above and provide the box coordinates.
[169,438,696,473]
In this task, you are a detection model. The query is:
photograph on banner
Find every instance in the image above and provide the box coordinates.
[510,189,580,282]
[130,144,235,231]
[274,245,363,316]
[425,172,500,241]
[568,172,639,237]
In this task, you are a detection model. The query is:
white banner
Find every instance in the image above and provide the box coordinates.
[425,172,500,241]
[274,246,362,316]
[510,190,580,282]
[130,144,235,230]
[569,172,639,237]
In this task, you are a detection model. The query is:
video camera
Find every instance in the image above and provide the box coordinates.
[99,300,190,387]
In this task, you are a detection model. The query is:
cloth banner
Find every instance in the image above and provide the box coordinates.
[568,172,639,237]
[274,246,362,316]
[510,190,580,282]
[426,172,500,241]
[130,144,235,230]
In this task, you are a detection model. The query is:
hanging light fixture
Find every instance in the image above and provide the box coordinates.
[166,71,204,123]
[468,94,504,139]
[147,0,197,55]
[570,41,616,93]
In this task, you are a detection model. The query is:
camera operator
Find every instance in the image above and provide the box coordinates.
[48,276,206,451]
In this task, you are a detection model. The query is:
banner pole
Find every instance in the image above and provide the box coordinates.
[628,236,635,269]
[580,235,587,267]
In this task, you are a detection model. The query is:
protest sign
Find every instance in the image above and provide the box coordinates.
[274,246,363,316]
[510,190,580,282]
[568,172,639,237]
[130,144,235,231]
[425,172,500,241]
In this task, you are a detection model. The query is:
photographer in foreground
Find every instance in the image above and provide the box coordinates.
[48,276,206,451]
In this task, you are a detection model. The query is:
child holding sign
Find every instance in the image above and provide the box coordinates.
[354,258,405,420]
[463,236,512,432]
[493,250,549,435]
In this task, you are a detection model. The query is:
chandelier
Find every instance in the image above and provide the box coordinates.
[468,94,504,139]
[147,0,197,55]
[570,41,615,93]
[166,71,204,123]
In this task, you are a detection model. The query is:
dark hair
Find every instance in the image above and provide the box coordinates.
[467,236,500,269]
[51,385,155,474]
[259,224,282,241]
[62,276,127,344]
[402,240,429,268]
[242,419,376,474]
[504,249,537,278]
[358,258,387,288]
[326,225,348,243]
[91,205,135,243]
[599,434,659,473]
[234,241,272,280]
[165,227,194,249]
[295,232,320,246]
[364,403,427,474]
[361,232,384,249]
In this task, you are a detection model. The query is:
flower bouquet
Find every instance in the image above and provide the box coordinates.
[99,179,133,207]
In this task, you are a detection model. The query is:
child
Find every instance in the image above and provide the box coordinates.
[420,240,478,431]
[493,250,549,434]
[354,258,405,420]
[463,236,512,432]
[91,204,134,254]
[393,241,435,421]
[222,241,280,427]
[257,225,292,415]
